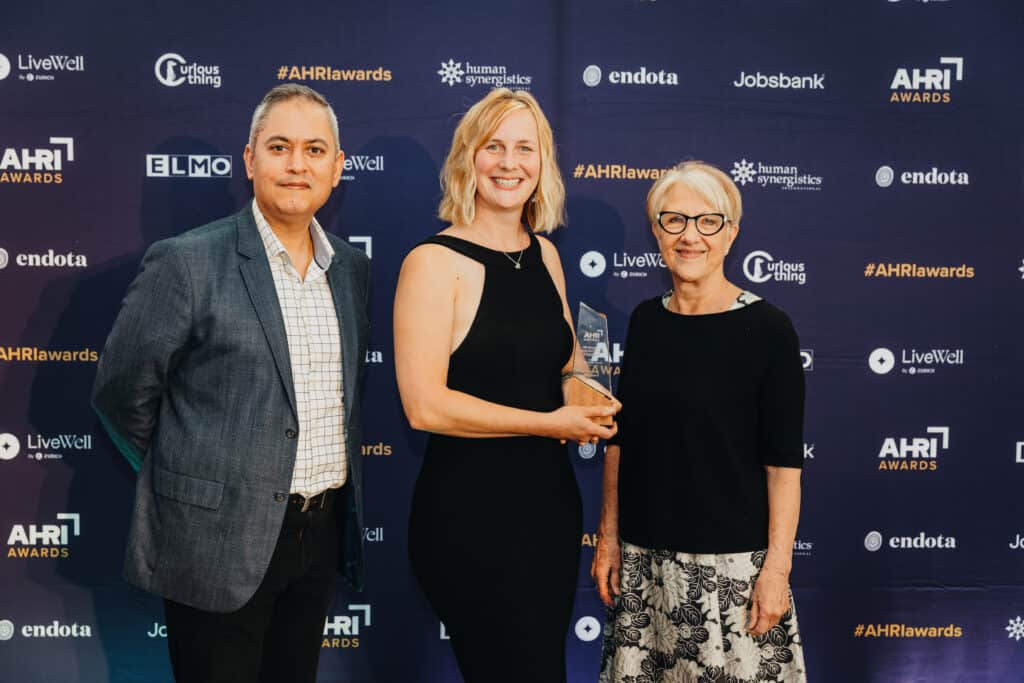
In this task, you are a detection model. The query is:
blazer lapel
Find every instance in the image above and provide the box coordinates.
[235,207,299,422]
[327,249,360,428]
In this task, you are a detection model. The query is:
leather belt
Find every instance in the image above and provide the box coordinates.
[288,488,336,513]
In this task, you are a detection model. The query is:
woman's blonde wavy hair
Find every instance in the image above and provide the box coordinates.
[438,88,565,234]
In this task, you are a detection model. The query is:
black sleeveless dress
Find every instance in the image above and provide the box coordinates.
[408,233,582,683]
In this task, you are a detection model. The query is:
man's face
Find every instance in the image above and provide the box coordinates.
[243,98,343,227]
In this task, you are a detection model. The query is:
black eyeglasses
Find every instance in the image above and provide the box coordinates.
[656,211,730,236]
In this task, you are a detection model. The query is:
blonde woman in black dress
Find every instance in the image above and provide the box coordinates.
[394,88,620,682]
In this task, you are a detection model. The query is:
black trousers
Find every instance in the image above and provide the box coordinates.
[164,490,340,683]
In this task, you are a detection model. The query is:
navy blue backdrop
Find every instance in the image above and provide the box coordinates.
[1,1,1023,681]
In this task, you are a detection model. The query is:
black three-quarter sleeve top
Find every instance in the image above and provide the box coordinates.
[611,296,805,554]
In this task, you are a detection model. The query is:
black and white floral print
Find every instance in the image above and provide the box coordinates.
[599,543,806,683]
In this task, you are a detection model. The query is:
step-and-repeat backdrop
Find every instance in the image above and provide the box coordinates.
[1,1,1022,681]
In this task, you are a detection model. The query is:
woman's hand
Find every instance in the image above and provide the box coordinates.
[747,567,790,637]
[590,534,621,608]
[545,405,618,444]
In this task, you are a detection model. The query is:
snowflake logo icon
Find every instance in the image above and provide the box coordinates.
[1017,259,1024,280]
[731,159,757,186]
[438,59,464,87]
[1008,616,1024,641]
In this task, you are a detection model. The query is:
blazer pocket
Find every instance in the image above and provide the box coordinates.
[153,465,225,510]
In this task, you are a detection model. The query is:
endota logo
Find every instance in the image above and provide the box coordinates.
[901,167,969,186]
[608,66,678,86]
[19,621,93,638]
[888,532,957,550]
[0,136,74,184]
[7,512,80,558]
[9,249,88,268]
[583,64,678,87]
[322,604,371,649]
[878,426,948,471]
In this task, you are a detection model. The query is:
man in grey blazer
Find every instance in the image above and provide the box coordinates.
[92,84,370,683]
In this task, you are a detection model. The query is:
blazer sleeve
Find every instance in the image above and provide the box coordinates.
[91,239,193,471]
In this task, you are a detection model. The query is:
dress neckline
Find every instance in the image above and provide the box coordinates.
[433,231,536,256]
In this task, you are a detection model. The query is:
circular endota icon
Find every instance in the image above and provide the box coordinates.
[582,65,602,87]
[864,531,884,552]
[875,165,895,188]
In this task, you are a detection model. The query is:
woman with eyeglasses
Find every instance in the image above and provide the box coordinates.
[592,161,808,682]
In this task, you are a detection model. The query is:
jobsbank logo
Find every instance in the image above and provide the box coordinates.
[146,154,232,178]
[890,56,963,103]
[438,59,532,89]
[731,158,822,191]
[743,250,807,285]
[1,136,74,184]
[733,70,824,90]
[155,53,221,88]
[581,64,678,87]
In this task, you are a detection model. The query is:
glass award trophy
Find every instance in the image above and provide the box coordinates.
[565,302,615,426]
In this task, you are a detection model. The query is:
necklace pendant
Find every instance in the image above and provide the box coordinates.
[514,262,521,270]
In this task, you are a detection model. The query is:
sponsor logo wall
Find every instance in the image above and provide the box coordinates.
[0,3,1020,682]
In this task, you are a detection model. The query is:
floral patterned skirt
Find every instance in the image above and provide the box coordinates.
[599,542,807,683]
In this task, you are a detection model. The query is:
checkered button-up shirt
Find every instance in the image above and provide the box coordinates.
[252,200,347,497]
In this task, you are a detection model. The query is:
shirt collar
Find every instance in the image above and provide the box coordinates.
[251,198,335,271]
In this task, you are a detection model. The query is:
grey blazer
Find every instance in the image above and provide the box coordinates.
[92,206,370,612]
